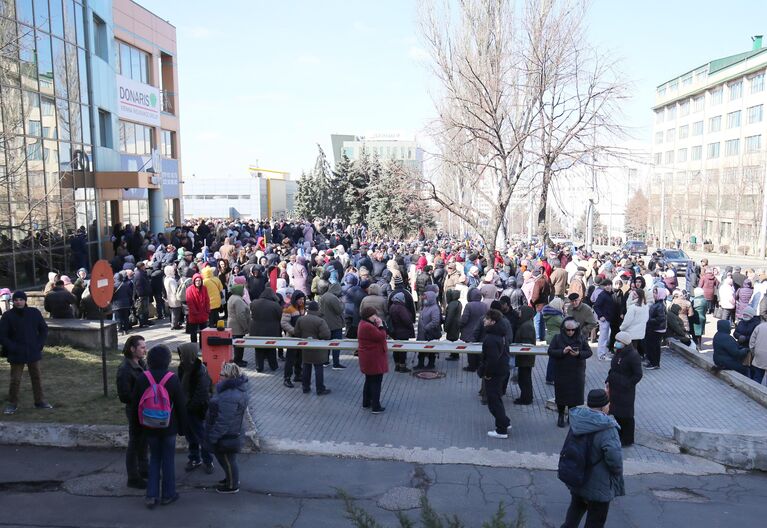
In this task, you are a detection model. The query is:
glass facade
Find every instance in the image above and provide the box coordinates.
[0,0,97,288]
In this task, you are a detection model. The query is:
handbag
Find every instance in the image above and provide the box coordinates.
[713,306,723,319]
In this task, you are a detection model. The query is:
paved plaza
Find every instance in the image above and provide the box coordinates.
[129,316,766,475]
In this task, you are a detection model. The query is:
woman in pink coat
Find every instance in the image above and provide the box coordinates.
[357,306,389,414]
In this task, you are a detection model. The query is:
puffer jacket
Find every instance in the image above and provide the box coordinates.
[514,306,536,368]
[479,321,509,378]
[459,288,488,342]
[249,287,283,337]
[201,266,224,310]
[566,407,625,502]
[736,280,755,320]
[619,297,649,341]
[111,272,134,310]
[163,265,181,309]
[646,299,667,333]
[205,375,249,452]
[359,284,388,319]
[116,356,146,407]
[698,271,719,301]
[713,319,748,370]
[444,289,462,341]
[417,291,442,341]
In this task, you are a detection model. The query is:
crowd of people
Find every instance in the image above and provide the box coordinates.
[5,216,767,523]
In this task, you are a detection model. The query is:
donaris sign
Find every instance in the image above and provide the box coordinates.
[116,74,161,127]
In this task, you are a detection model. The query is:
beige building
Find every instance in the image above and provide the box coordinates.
[649,36,767,254]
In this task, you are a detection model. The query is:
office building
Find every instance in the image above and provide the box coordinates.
[330,132,424,175]
[183,168,296,220]
[649,36,767,252]
[0,0,181,289]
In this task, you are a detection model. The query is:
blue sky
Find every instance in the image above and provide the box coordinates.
[138,0,767,181]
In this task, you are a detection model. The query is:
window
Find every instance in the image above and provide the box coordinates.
[98,110,112,148]
[653,152,662,165]
[751,73,765,94]
[665,150,674,164]
[746,135,762,152]
[669,81,678,93]
[655,110,664,124]
[657,86,666,97]
[161,129,176,158]
[118,120,154,155]
[693,96,704,112]
[692,121,704,136]
[724,139,739,156]
[679,100,690,117]
[727,110,741,129]
[115,40,150,84]
[695,67,708,83]
[710,87,723,105]
[93,15,108,61]
[677,148,687,162]
[748,104,763,124]
[708,115,721,133]
[681,74,693,87]
[666,105,676,120]
[722,168,737,184]
[729,80,743,100]
[655,131,663,144]
[666,128,675,142]
[707,142,720,159]
[678,125,689,139]
[690,145,703,161]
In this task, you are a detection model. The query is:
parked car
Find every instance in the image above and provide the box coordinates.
[658,249,691,276]
[621,240,648,256]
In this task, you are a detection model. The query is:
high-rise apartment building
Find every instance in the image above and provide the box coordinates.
[649,36,767,252]
[0,0,181,289]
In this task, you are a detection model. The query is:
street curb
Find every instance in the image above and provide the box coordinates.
[674,426,767,471]
[0,414,260,452]
[668,339,767,408]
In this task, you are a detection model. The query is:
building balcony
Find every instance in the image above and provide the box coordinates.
[161,90,175,115]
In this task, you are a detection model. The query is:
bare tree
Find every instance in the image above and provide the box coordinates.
[419,0,539,259]
[526,0,629,248]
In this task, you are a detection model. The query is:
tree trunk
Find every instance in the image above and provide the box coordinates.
[536,166,553,250]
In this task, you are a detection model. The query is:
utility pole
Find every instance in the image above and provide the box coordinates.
[759,160,767,257]
[659,173,666,248]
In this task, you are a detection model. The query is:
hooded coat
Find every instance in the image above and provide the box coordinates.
[734,315,760,346]
[736,280,755,320]
[417,291,442,341]
[357,318,389,375]
[320,283,345,331]
[691,294,708,337]
[444,289,462,341]
[249,287,283,337]
[479,320,509,378]
[201,266,224,310]
[566,407,625,502]
[698,270,720,301]
[185,274,210,325]
[548,317,593,407]
[389,295,415,340]
[543,304,565,345]
[293,309,331,364]
[713,320,748,370]
[605,342,643,417]
[177,343,212,420]
[459,288,488,342]
[291,256,309,295]
[619,294,649,341]
[163,265,181,309]
[111,272,134,310]
[666,304,689,342]
[204,375,249,452]
[226,285,250,336]
[359,284,388,319]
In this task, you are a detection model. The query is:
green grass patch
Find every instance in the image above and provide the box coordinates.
[0,346,125,425]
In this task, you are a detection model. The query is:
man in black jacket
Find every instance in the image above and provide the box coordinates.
[480,309,511,439]
[177,343,213,474]
[1,291,51,415]
[133,262,152,328]
[116,335,148,488]
[44,280,76,318]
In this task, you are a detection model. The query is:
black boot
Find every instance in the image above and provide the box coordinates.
[557,413,566,428]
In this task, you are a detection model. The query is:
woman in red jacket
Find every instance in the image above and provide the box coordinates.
[357,306,389,414]
[185,273,210,344]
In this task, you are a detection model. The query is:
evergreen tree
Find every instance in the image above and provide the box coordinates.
[367,162,434,238]
[344,152,379,225]
[294,170,317,220]
[329,154,354,221]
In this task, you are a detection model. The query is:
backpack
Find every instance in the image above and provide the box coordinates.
[558,430,598,488]
[138,371,174,428]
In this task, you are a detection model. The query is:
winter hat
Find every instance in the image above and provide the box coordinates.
[653,287,669,301]
[11,290,27,301]
[614,331,632,345]
[742,306,757,321]
[393,275,404,286]
[392,292,406,304]
[567,292,580,301]
[147,345,172,370]
[147,245,156,252]
[548,297,564,312]
[306,301,320,312]
[587,389,610,409]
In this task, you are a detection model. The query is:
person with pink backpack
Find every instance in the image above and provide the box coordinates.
[130,345,187,509]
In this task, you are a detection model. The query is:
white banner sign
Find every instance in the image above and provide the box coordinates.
[116,74,161,127]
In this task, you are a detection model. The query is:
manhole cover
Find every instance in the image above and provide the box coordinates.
[413,370,445,380]
[377,486,424,511]
[652,488,709,503]
[62,473,144,497]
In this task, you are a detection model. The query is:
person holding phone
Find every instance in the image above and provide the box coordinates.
[548,317,592,427]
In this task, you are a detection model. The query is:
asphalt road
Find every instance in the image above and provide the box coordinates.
[0,446,764,527]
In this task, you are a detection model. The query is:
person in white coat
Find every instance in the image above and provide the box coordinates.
[163,265,183,330]
[619,288,649,360]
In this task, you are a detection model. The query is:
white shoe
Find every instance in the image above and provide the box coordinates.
[487,430,508,439]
